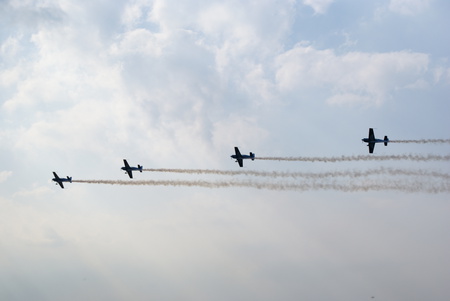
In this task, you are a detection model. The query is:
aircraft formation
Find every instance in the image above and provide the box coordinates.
[52,128,449,191]
[53,159,142,189]
[230,128,390,167]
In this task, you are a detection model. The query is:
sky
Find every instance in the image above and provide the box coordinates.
[1,0,450,300]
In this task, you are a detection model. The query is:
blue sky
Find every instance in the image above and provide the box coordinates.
[1,0,450,300]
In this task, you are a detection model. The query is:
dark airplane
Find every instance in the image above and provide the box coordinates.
[231,147,255,167]
[121,159,143,178]
[52,172,72,189]
[362,128,389,153]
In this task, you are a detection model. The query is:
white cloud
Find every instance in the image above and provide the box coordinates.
[388,0,432,15]
[120,0,149,29]
[212,115,270,152]
[0,63,23,88]
[275,44,429,105]
[433,66,450,85]
[13,185,53,198]
[110,28,166,57]
[0,1,450,300]
[326,93,372,106]
[1,36,22,59]
[0,171,12,183]
[302,0,334,14]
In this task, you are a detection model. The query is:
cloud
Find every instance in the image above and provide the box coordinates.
[13,185,53,199]
[0,171,12,183]
[0,0,66,32]
[0,36,22,59]
[212,115,270,151]
[110,28,166,57]
[275,44,429,105]
[326,93,373,106]
[1,0,440,172]
[433,66,450,85]
[1,1,450,300]
[302,0,335,14]
[388,0,432,16]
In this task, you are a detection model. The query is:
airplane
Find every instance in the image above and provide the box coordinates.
[121,159,143,178]
[362,128,389,153]
[231,147,255,167]
[52,172,72,189]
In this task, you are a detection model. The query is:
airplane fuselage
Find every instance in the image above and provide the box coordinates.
[52,177,72,183]
[230,154,255,160]
[361,138,388,143]
[121,166,143,172]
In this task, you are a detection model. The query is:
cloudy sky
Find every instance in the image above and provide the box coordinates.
[1,0,450,300]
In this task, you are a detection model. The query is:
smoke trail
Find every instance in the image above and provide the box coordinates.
[72,179,450,193]
[143,167,450,180]
[390,139,450,144]
[256,154,450,163]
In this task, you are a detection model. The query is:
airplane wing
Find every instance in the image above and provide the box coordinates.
[369,128,375,141]
[237,158,243,167]
[53,172,59,179]
[127,170,133,179]
[123,159,130,169]
[58,181,64,189]
[368,142,375,154]
[234,147,242,157]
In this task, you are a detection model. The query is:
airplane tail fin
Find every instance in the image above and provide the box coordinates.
[250,152,255,160]
[68,176,72,183]
[138,165,143,172]
[384,136,389,146]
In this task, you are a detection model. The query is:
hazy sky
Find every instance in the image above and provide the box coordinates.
[1,0,450,300]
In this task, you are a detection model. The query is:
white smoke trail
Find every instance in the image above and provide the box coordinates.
[72,179,450,193]
[390,139,450,144]
[256,154,450,162]
[143,167,450,180]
